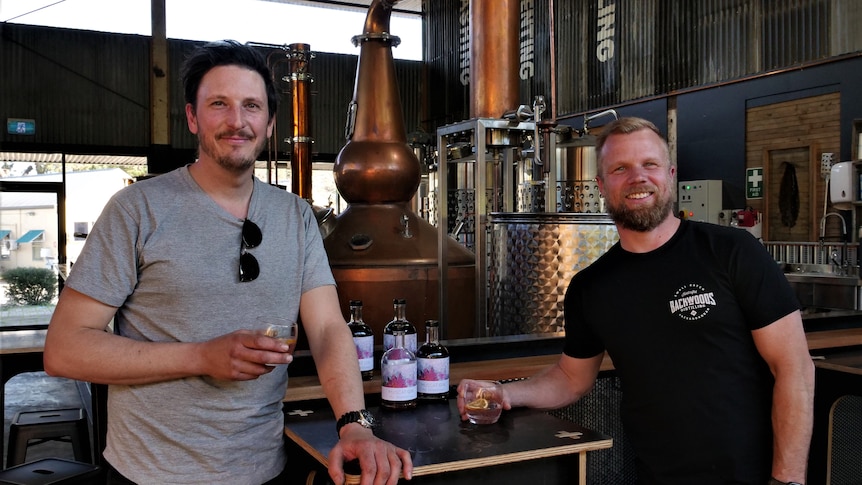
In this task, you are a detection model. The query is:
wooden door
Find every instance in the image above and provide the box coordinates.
[763,145,818,241]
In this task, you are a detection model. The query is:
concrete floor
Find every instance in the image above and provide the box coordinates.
[2,371,84,469]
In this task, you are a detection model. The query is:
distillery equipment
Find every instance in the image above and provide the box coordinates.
[437,113,620,336]
[430,0,619,337]
[323,0,476,340]
[549,109,617,213]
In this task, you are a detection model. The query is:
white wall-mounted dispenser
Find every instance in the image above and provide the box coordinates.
[830,161,856,210]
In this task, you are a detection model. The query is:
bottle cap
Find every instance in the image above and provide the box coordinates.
[425,320,439,327]
[349,300,362,306]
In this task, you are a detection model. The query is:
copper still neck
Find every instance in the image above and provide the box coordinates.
[470,0,520,118]
[324,0,476,341]
[287,43,314,200]
[332,0,420,204]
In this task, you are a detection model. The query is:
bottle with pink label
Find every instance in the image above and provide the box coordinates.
[347,300,374,381]
[417,320,450,400]
[381,329,417,409]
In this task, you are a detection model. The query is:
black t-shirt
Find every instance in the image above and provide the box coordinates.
[564,219,799,484]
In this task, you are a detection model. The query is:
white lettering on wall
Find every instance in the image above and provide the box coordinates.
[459,0,470,86]
[520,0,535,79]
[596,0,616,62]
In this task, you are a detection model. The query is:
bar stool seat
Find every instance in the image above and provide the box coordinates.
[6,409,92,467]
[0,457,100,485]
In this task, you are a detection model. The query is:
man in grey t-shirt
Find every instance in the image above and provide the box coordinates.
[44,40,412,485]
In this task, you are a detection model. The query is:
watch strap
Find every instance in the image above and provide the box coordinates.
[768,478,804,485]
[336,409,375,437]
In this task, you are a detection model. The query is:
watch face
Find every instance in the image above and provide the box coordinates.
[359,410,375,427]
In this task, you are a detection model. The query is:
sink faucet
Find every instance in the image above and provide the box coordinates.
[820,212,846,240]
[820,212,848,274]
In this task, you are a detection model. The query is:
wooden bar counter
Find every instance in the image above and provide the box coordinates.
[283,327,862,403]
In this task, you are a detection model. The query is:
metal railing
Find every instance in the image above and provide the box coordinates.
[763,241,858,267]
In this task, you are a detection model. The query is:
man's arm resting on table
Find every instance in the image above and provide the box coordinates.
[300,285,413,485]
[504,353,603,410]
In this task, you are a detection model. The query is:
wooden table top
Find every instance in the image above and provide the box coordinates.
[283,399,612,478]
[814,350,862,376]
[0,329,47,355]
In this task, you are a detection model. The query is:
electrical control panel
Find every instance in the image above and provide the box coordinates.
[678,180,723,224]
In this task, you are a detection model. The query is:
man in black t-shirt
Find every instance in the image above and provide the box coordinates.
[458,117,813,485]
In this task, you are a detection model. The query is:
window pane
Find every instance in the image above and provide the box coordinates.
[0,189,59,329]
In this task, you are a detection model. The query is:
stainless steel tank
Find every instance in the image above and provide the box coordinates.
[554,127,605,213]
[488,213,618,336]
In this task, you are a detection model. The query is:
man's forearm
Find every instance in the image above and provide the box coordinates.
[315,326,368,417]
[45,326,205,385]
[770,362,815,481]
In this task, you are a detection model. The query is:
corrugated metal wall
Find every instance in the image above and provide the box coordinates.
[424,0,472,127]
[556,0,862,117]
[1,25,151,150]
[4,0,861,158]
[425,0,862,123]
[423,0,553,126]
[1,23,423,159]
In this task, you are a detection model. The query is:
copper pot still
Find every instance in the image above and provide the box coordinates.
[324,0,476,340]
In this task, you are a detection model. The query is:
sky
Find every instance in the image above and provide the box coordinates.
[0,0,423,60]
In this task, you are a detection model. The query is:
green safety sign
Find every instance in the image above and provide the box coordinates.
[746,167,763,199]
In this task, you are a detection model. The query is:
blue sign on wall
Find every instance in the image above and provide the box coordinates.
[7,119,36,135]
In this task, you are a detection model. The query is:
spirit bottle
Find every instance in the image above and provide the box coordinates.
[347,300,374,381]
[381,329,417,409]
[417,320,450,400]
[382,298,417,353]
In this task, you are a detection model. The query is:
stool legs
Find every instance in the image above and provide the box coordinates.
[6,408,92,467]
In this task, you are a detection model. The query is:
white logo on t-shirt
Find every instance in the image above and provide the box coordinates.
[669,284,716,321]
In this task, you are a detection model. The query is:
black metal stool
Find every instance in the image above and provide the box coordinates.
[0,457,100,485]
[6,408,92,467]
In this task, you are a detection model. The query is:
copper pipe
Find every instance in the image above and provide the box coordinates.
[287,43,314,200]
[548,0,557,122]
[469,0,520,118]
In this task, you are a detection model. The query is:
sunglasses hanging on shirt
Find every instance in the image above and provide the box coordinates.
[239,219,262,282]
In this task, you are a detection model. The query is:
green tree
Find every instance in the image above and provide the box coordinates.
[2,267,57,306]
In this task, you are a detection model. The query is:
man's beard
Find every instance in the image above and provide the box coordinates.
[198,131,267,174]
[606,186,676,232]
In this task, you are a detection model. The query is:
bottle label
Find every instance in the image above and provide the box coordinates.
[418,357,450,393]
[384,333,417,353]
[381,361,417,401]
[353,335,374,372]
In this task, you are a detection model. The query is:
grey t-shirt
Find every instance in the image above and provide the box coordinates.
[65,166,335,484]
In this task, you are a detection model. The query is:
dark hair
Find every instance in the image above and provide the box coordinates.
[181,40,277,120]
[595,117,673,175]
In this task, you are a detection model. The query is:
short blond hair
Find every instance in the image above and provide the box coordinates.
[595,117,672,177]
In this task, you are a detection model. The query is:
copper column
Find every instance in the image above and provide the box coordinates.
[470,0,521,118]
[287,43,314,200]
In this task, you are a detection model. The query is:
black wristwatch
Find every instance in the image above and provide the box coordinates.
[336,409,376,437]
[768,478,803,485]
